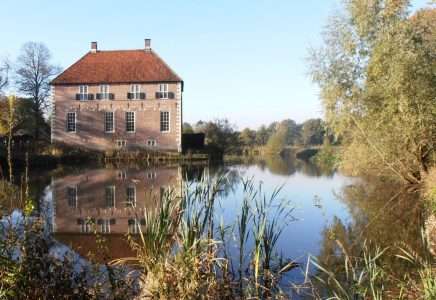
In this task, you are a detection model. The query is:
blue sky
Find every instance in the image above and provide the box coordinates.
[0,0,431,129]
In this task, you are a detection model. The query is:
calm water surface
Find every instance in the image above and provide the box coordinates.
[30,156,422,286]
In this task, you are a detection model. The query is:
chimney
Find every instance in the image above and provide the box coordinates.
[91,41,98,53]
[144,39,151,51]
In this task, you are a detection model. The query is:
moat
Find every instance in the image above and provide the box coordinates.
[24,155,423,288]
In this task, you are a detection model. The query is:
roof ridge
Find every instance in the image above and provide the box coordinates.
[95,49,150,53]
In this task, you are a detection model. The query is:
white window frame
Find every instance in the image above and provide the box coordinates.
[160,111,170,133]
[126,186,136,207]
[100,84,110,100]
[100,219,111,233]
[105,185,116,208]
[146,172,156,179]
[128,219,140,234]
[66,112,77,133]
[81,221,92,233]
[79,85,88,101]
[104,111,115,133]
[125,111,135,133]
[159,83,169,99]
[67,186,78,208]
[130,84,141,100]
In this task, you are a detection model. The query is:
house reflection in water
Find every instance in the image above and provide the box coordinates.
[52,166,182,260]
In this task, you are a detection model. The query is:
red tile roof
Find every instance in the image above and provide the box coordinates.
[51,49,182,85]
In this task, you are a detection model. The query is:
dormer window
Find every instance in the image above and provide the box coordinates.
[159,84,168,99]
[78,85,88,101]
[156,83,174,99]
[131,84,140,99]
[99,84,110,99]
[128,84,145,100]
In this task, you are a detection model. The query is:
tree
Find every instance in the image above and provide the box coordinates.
[308,1,435,184]
[0,59,10,93]
[183,122,194,134]
[239,128,257,147]
[194,120,206,133]
[265,122,289,154]
[301,118,325,146]
[279,119,299,145]
[15,42,61,139]
[195,119,238,153]
[0,96,44,138]
[255,125,270,145]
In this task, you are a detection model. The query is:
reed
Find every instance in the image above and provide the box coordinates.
[396,232,436,300]
[118,172,299,298]
[310,240,388,300]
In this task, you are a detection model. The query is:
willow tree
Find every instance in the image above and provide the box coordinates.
[309,0,435,184]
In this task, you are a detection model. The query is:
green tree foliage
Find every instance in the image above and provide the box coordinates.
[194,119,239,153]
[0,97,47,138]
[191,118,332,154]
[301,118,325,146]
[309,1,435,183]
[182,122,194,134]
[279,119,300,145]
[265,122,289,154]
[255,125,270,145]
[239,128,257,147]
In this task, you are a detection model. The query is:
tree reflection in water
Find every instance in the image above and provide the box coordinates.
[314,177,424,293]
[253,154,335,177]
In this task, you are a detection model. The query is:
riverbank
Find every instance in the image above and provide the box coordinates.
[0,146,214,173]
[224,145,340,168]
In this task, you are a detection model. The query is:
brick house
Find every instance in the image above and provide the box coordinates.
[50,39,183,152]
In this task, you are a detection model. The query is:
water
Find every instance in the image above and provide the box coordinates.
[27,156,423,290]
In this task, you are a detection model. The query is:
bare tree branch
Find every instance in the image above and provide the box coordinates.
[0,58,11,92]
[15,42,61,139]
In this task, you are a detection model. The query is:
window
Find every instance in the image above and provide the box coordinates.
[104,111,114,133]
[80,219,93,233]
[126,186,136,207]
[105,186,115,208]
[66,112,76,132]
[147,139,157,147]
[99,219,111,233]
[130,84,140,100]
[160,111,170,132]
[67,186,78,208]
[100,84,110,100]
[125,112,135,133]
[147,172,156,179]
[116,140,127,148]
[159,83,169,99]
[79,85,88,100]
[117,170,127,180]
[128,219,140,234]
